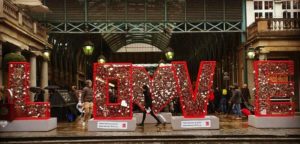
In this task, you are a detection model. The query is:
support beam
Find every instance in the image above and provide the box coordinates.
[164,0,167,28]
[46,21,243,33]
[64,0,67,31]
[84,0,88,24]
[242,0,248,84]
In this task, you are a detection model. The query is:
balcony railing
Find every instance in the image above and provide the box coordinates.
[1,0,47,40]
[247,18,300,40]
[268,18,300,30]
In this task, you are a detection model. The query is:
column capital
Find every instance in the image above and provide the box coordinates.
[29,50,42,57]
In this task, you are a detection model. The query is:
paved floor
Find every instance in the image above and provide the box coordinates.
[1,114,300,143]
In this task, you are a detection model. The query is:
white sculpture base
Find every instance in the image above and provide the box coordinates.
[248,115,300,128]
[0,118,57,131]
[171,116,219,130]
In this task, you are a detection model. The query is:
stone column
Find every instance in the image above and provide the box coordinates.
[30,54,37,101]
[0,42,3,86]
[41,59,48,101]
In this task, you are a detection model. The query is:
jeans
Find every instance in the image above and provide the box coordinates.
[220,98,227,113]
[83,102,93,122]
[232,104,242,117]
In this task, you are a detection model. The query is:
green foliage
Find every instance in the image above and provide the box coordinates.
[3,52,26,68]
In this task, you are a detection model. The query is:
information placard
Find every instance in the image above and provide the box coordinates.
[97,121,128,129]
[181,120,211,128]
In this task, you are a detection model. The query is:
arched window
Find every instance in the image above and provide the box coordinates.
[117,43,162,53]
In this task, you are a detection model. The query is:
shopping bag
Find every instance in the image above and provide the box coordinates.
[146,107,151,113]
[241,108,251,116]
[67,112,76,122]
[76,102,84,113]
[157,114,166,123]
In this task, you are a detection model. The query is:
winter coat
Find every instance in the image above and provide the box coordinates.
[230,89,242,104]
[143,90,152,108]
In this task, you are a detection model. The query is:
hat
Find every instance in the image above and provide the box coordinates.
[142,85,148,89]
[233,83,239,89]
[85,80,92,85]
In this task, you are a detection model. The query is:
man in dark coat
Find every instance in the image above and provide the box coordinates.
[213,87,221,113]
[138,85,162,126]
[241,84,251,108]
[34,89,44,102]
[225,86,234,115]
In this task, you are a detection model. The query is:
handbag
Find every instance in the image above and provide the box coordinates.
[146,107,151,113]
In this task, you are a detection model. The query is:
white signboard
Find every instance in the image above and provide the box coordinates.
[181,120,211,128]
[97,121,128,129]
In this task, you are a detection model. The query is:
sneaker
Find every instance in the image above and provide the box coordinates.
[235,117,242,120]
[138,123,144,126]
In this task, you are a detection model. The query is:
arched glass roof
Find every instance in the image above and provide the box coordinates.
[116,43,162,53]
